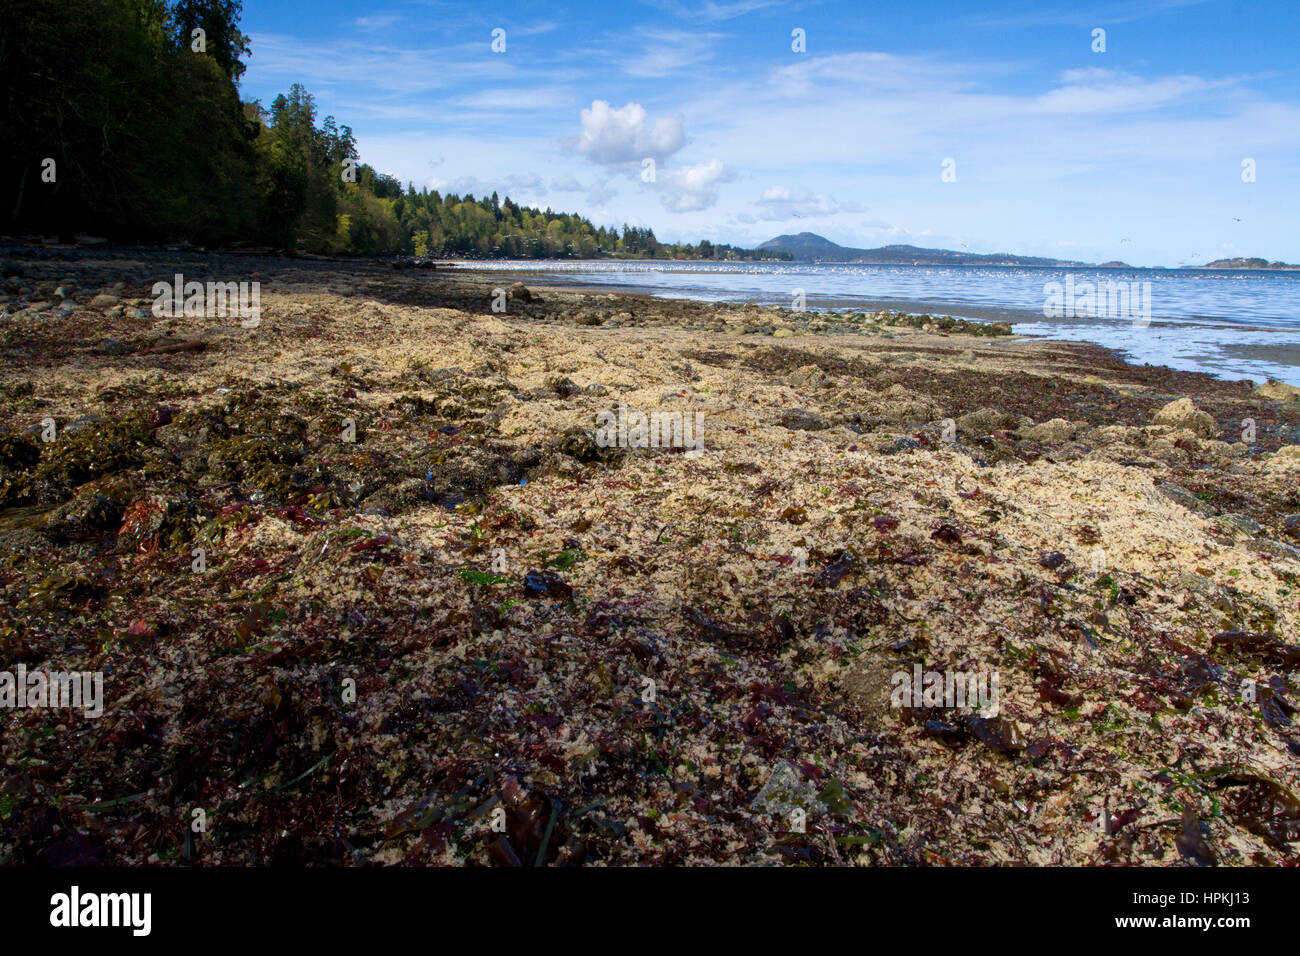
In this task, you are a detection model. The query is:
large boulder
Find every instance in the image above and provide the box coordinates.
[1267,445,1300,471]
[1254,379,1300,403]
[1023,418,1076,442]
[1152,397,1218,438]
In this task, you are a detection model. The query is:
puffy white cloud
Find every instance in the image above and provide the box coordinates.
[660,160,735,212]
[568,100,685,166]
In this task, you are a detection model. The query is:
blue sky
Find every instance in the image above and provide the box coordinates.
[239,0,1300,265]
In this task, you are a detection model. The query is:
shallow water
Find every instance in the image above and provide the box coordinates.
[456,260,1300,386]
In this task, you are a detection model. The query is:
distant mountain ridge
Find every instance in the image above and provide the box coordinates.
[1194,257,1299,271]
[755,232,1298,270]
[756,232,1084,266]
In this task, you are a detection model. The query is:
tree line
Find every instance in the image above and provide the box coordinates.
[0,0,789,261]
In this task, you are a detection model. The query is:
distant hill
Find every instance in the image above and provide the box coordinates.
[756,232,1085,266]
[1193,257,1300,271]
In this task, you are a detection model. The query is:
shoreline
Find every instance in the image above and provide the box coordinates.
[443,260,1300,387]
[2,249,1300,866]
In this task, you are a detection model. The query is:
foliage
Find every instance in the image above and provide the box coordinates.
[0,0,790,260]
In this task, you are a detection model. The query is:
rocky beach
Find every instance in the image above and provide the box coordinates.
[2,247,1298,866]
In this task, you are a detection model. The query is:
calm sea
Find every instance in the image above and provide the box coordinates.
[460,260,1300,386]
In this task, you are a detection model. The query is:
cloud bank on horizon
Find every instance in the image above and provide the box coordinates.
[238,0,1300,266]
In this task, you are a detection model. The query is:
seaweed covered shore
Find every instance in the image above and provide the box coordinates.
[1,247,1298,866]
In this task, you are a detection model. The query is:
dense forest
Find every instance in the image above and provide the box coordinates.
[0,0,788,261]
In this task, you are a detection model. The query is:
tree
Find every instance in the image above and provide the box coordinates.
[170,0,251,81]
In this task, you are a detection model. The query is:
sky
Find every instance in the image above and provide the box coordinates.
[238,0,1300,266]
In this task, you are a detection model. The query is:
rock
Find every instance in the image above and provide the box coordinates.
[1023,418,1076,442]
[879,435,920,455]
[1155,482,1215,516]
[779,408,830,431]
[61,414,107,436]
[88,292,119,308]
[546,376,580,398]
[785,365,828,388]
[1152,397,1218,438]
[1214,513,1261,537]
[1253,380,1300,402]
[509,282,534,303]
[522,569,572,600]
[957,407,1015,436]
[1252,539,1300,562]
[98,338,135,356]
[1268,446,1300,471]
[749,760,824,819]
[1283,515,1300,540]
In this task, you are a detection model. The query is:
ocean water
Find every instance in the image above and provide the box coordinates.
[458,260,1300,386]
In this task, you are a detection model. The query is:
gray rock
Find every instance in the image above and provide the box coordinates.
[98,338,135,356]
[1252,539,1300,562]
[547,376,580,398]
[779,407,831,431]
[63,414,107,436]
[880,436,921,455]
[1156,482,1215,516]
[1214,513,1261,536]
[749,760,824,820]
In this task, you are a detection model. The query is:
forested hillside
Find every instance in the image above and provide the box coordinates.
[0,0,786,260]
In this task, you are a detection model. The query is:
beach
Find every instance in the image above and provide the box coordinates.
[2,248,1299,866]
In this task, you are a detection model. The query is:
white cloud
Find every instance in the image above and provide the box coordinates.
[623,29,721,77]
[660,160,735,212]
[455,87,573,111]
[588,180,619,204]
[568,100,686,166]
[752,186,864,219]
[353,14,399,31]
[641,0,786,22]
[431,173,546,199]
